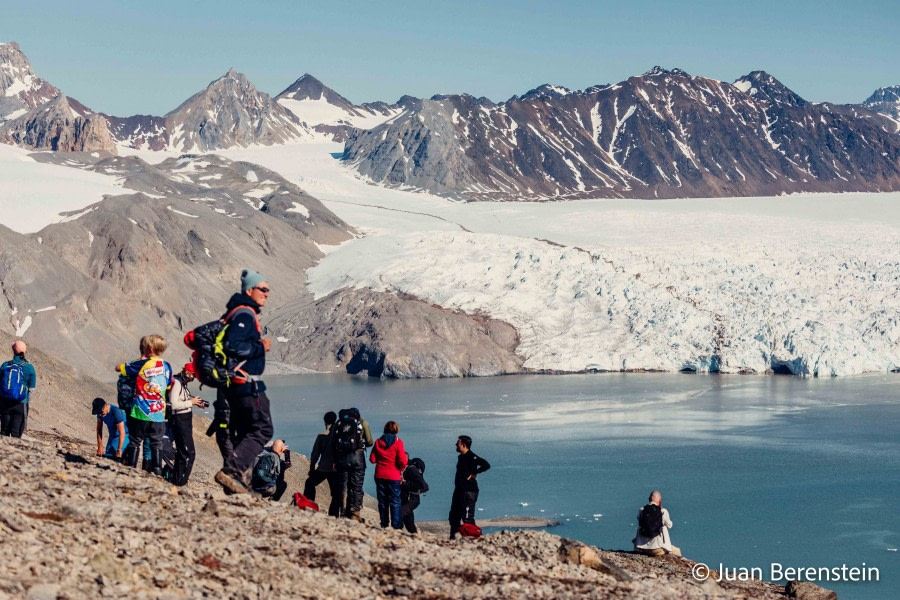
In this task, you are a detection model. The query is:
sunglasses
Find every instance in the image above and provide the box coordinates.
[253,286,270,294]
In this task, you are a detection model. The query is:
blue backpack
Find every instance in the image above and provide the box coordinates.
[0,362,27,402]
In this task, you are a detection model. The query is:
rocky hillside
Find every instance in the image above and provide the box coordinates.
[0,94,117,153]
[0,431,829,599]
[276,74,404,142]
[343,67,900,200]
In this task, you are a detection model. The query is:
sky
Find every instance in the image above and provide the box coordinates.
[2,0,898,116]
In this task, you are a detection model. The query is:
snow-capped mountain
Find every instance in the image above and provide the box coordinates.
[861,85,900,120]
[344,67,900,200]
[275,74,403,141]
[161,69,312,151]
[0,42,60,121]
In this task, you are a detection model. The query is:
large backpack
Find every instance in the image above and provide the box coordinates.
[184,306,258,388]
[251,450,281,491]
[638,504,664,539]
[0,361,27,402]
[332,408,364,456]
[116,373,137,412]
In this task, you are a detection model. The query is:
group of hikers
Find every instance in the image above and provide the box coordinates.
[4,267,681,553]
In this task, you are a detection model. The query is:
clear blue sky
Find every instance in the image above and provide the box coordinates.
[2,0,897,116]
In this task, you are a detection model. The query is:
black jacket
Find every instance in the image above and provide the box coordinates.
[454,451,490,492]
[222,293,266,393]
[400,460,429,504]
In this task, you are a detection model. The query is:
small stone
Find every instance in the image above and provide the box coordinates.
[785,580,838,600]
[26,583,60,600]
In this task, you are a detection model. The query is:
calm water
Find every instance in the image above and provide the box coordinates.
[265,373,899,600]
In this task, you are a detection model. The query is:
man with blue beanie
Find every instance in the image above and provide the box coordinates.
[214,269,274,494]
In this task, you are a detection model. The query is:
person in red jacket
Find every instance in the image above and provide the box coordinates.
[369,420,408,529]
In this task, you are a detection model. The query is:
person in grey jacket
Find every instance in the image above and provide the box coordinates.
[632,490,681,557]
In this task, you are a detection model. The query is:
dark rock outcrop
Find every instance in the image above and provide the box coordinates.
[0,95,117,153]
[861,85,900,120]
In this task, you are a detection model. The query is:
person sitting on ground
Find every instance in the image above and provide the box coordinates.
[1,340,37,438]
[400,455,429,534]
[115,335,173,476]
[633,489,681,557]
[92,397,129,459]
[370,421,408,529]
[449,435,491,539]
[251,439,291,500]
[303,411,346,517]
[167,363,208,486]
[333,407,373,522]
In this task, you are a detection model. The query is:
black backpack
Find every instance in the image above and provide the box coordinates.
[252,450,281,490]
[184,306,256,388]
[638,503,664,538]
[332,408,364,456]
[117,373,136,413]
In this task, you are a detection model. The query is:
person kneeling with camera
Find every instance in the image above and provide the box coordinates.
[251,439,291,501]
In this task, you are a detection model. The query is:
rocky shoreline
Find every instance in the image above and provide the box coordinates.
[0,434,837,599]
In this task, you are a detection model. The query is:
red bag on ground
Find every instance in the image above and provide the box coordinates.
[459,523,482,538]
[292,492,319,512]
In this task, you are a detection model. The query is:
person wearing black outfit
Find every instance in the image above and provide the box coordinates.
[400,456,429,534]
[214,269,274,495]
[334,407,373,521]
[303,411,347,517]
[449,435,491,539]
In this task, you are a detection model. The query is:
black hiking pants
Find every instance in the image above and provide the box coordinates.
[125,418,165,473]
[222,389,273,485]
[401,493,421,533]
[212,390,232,464]
[169,412,196,486]
[449,488,479,538]
[0,400,26,437]
[337,450,366,516]
[303,470,328,500]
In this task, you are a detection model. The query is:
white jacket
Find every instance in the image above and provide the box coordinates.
[633,505,675,551]
[167,376,193,415]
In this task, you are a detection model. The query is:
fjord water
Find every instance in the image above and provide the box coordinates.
[266,373,898,599]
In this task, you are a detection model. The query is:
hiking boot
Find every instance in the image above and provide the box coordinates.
[347,512,365,523]
[215,470,248,494]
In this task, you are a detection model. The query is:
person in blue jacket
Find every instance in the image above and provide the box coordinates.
[92,397,129,459]
[1,340,37,437]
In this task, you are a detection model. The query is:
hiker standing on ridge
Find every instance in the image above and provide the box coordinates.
[92,397,129,459]
[116,335,173,475]
[1,340,36,437]
[633,490,681,557]
[370,420,408,529]
[303,411,347,517]
[214,269,274,494]
[333,407,373,522]
[449,435,491,539]
[167,363,207,486]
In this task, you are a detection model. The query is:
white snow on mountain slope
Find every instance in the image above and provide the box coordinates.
[216,143,899,377]
[278,97,402,130]
[0,144,123,233]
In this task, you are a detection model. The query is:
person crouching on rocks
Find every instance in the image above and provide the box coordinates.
[633,490,681,557]
[400,455,429,534]
[370,421,408,529]
[214,269,274,495]
[251,439,291,500]
[116,335,173,476]
[92,397,129,459]
[167,363,208,486]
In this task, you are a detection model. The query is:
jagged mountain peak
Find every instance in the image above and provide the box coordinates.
[861,84,900,120]
[733,71,806,106]
[519,84,572,101]
[0,41,61,118]
[643,66,691,78]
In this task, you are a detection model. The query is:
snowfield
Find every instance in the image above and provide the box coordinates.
[0,144,123,233]
[224,143,899,377]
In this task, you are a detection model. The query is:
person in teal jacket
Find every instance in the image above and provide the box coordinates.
[1,340,37,437]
